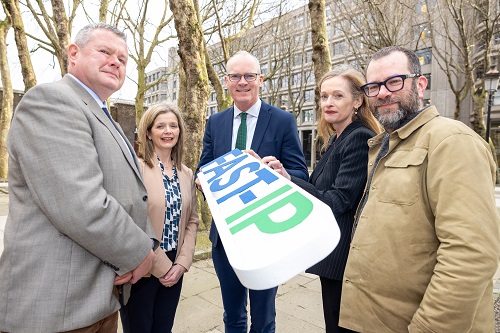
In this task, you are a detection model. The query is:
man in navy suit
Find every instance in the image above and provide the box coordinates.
[196,51,308,332]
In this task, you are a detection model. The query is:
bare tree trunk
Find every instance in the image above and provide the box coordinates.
[50,0,70,74]
[99,0,108,22]
[0,12,13,178]
[170,0,211,230]
[2,0,36,90]
[308,0,331,110]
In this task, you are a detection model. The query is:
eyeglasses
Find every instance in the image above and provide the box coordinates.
[227,73,260,82]
[360,74,421,97]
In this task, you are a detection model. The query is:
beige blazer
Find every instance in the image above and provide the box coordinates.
[140,159,199,278]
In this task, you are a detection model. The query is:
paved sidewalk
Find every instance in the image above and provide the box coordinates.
[171,260,324,333]
[1,189,500,332]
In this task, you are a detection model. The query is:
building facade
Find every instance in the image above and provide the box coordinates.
[145,0,500,168]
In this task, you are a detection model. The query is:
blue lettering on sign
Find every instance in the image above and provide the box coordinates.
[202,150,312,235]
[215,168,278,204]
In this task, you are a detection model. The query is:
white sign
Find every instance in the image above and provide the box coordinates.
[198,149,340,290]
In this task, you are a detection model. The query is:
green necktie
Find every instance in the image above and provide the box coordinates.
[235,112,247,150]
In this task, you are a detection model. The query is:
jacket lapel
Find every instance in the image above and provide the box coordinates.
[63,75,142,180]
[250,101,271,152]
[220,107,235,154]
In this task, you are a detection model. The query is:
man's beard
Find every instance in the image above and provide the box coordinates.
[372,82,421,132]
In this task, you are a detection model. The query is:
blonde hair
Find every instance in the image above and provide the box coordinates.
[137,102,185,168]
[317,65,381,151]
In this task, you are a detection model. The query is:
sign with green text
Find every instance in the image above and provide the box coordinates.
[198,149,340,290]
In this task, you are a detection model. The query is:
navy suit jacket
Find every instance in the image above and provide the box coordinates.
[197,100,308,245]
[292,120,375,280]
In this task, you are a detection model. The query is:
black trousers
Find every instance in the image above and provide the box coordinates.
[120,250,183,333]
[320,277,357,333]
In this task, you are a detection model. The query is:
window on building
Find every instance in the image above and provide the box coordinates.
[305,31,312,45]
[281,78,288,88]
[333,41,346,57]
[306,50,313,64]
[296,15,304,28]
[161,94,167,100]
[306,70,315,83]
[210,92,216,102]
[304,89,314,102]
[293,54,302,67]
[327,23,333,38]
[415,48,432,65]
[292,73,302,86]
[303,109,313,122]
[261,62,269,74]
[294,34,303,45]
[262,45,270,58]
[271,78,278,89]
[173,80,177,89]
[173,92,177,100]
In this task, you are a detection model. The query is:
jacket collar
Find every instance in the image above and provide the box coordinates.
[368,106,439,148]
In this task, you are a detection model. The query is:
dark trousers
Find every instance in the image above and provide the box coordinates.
[212,241,277,333]
[120,250,183,333]
[320,277,357,333]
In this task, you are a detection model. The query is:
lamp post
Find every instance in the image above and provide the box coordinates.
[484,65,500,143]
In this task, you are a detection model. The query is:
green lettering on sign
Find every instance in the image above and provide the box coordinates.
[229,191,313,235]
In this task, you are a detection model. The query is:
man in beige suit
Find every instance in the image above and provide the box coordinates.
[0,23,157,332]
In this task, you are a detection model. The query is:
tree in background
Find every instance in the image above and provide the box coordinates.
[424,0,500,139]
[21,0,79,75]
[170,0,211,229]
[2,0,35,91]
[308,0,331,110]
[112,0,175,124]
[0,2,12,178]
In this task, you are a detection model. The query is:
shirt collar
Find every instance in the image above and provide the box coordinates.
[234,99,262,119]
[68,74,107,108]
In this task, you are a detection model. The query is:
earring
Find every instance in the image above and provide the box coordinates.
[354,107,359,115]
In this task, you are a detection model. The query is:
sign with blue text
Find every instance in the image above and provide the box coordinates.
[198,149,340,290]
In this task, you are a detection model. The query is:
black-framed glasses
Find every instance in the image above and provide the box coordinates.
[227,73,260,82]
[360,74,421,97]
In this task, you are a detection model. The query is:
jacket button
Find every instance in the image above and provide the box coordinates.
[142,195,148,201]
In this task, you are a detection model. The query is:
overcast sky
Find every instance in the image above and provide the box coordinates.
[4,0,306,100]
[4,2,174,101]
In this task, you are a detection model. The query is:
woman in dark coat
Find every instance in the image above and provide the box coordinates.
[263,65,381,333]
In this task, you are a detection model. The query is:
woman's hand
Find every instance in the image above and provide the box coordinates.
[159,264,187,287]
[245,150,290,180]
[261,156,291,181]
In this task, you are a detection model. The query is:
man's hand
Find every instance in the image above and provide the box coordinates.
[130,249,155,284]
[159,264,187,287]
[195,178,203,193]
[114,271,133,285]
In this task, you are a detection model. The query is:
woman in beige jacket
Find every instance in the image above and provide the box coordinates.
[121,102,199,333]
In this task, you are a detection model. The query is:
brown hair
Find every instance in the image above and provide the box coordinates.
[317,64,381,150]
[137,102,185,168]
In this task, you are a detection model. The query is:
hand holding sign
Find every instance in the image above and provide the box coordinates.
[197,149,340,290]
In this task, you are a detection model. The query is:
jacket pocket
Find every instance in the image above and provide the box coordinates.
[378,148,427,205]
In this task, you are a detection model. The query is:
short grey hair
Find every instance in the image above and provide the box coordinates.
[226,51,261,74]
[74,23,126,47]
